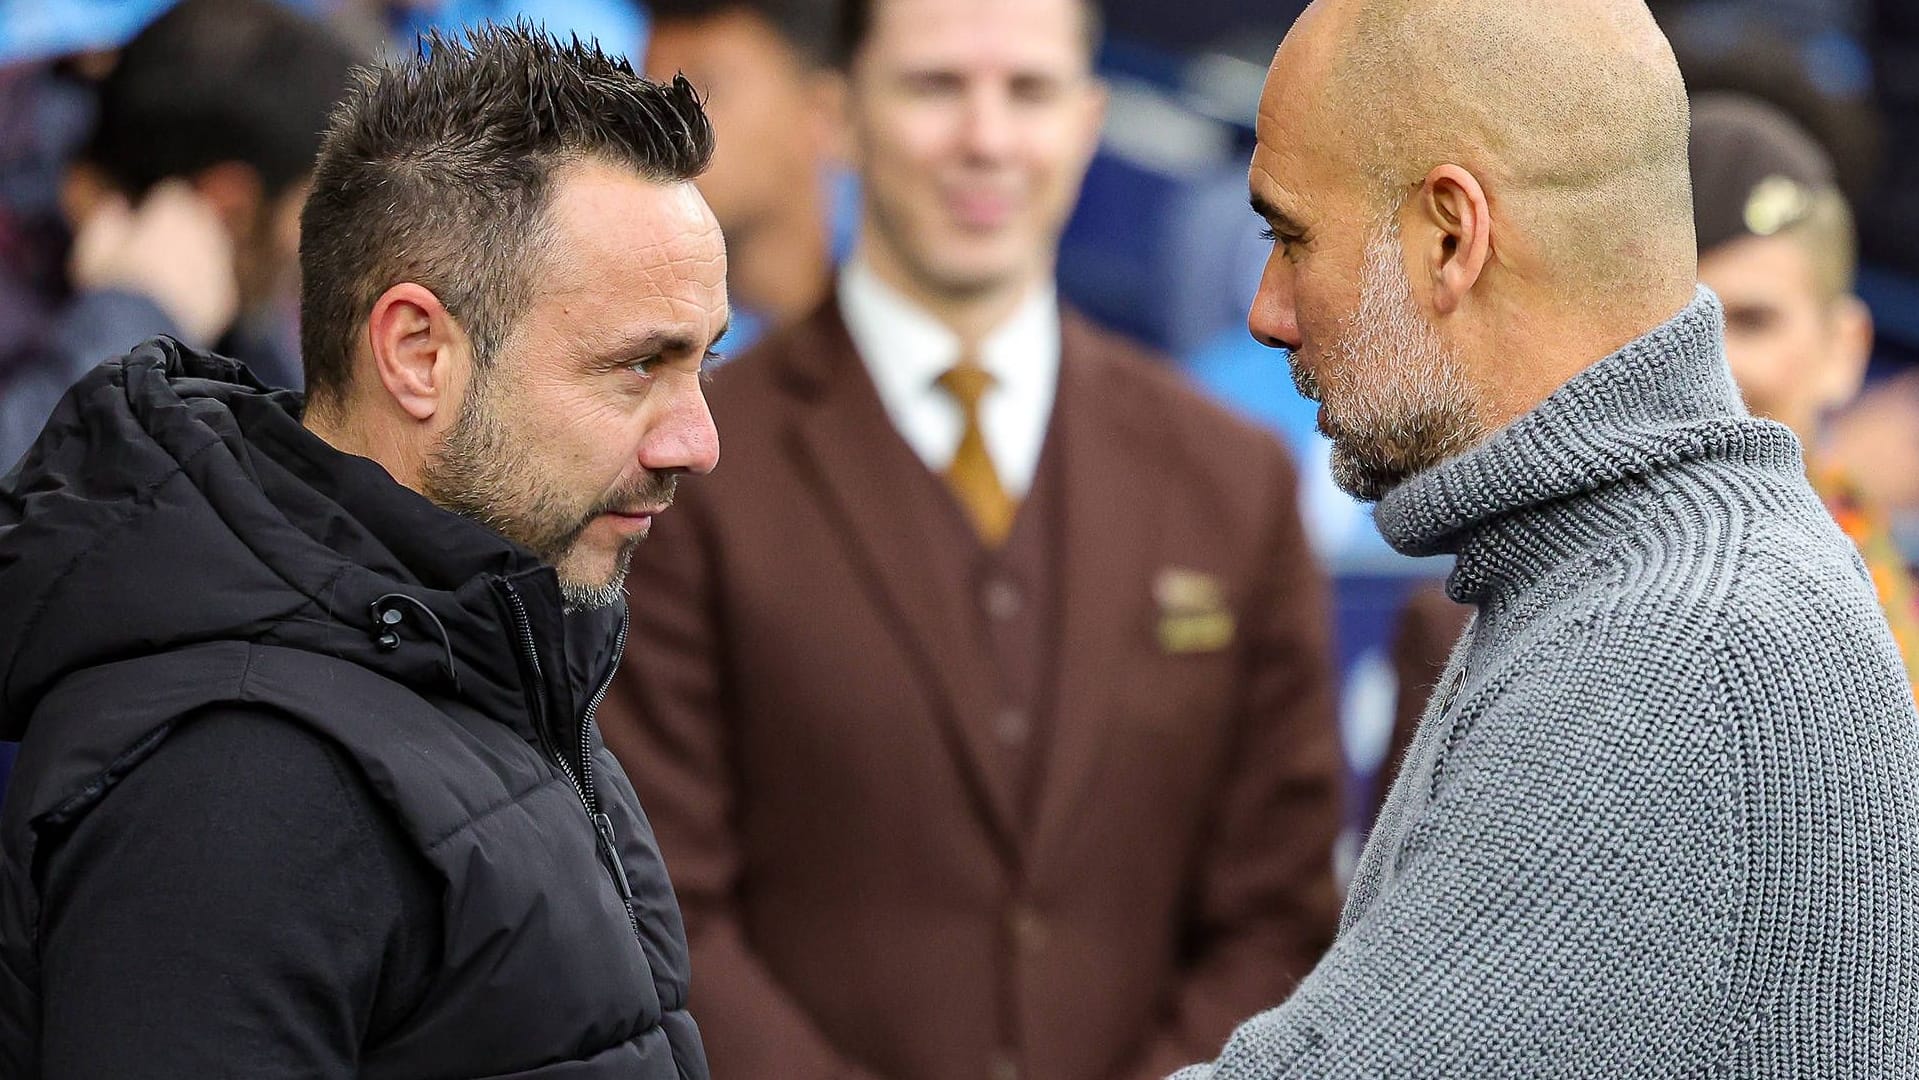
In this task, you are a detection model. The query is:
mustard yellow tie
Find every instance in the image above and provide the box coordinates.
[936,359,1018,546]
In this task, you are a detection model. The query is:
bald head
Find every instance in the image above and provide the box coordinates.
[1246,0,1700,501]
[1297,0,1695,297]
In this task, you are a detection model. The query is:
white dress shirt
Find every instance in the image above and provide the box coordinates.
[837,259,1060,499]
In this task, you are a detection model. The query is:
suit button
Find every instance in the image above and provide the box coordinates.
[991,1054,1020,1080]
[1010,905,1047,953]
[983,578,1022,620]
[994,707,1030,747]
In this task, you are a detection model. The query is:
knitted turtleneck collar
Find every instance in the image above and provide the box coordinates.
[1374,286,1805,604]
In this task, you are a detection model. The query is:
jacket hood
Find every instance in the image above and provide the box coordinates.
[0,338,621,743]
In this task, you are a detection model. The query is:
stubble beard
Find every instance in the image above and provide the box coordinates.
[420,375,676,612]
[1302,220,1488,503]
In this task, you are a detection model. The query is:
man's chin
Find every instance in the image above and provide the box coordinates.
[916,246,1030,299]
[557,560,630,612]
[554,538,642,613]
[559,581,627,614]
[1329,444,1417,504]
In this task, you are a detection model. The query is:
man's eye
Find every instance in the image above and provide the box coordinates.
[1260,226,1300,252]
[903,72,965,97]
[630,357,662,377]
[1010,77,1063,104]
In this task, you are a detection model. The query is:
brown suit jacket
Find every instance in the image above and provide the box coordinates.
[599,301,1342,1080]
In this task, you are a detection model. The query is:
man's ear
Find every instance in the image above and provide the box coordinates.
[365,283,471,425]
[1817,294,1875,411]
[1414,164,1492,316]
[1071,75,1111,173]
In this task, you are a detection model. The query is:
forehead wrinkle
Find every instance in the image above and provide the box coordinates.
[1250,153,1313,221]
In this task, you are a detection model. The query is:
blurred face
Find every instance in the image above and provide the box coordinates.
[843,0,1105,300]
[423,163,725,610]
[647,10,826,236]
[204,174,307,316]
[1248,22,1485,502]
[1699,232,1854,440]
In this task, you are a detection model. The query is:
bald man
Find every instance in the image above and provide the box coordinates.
[1174,0,1919,1076]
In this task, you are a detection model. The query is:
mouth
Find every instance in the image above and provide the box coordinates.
[600,504,670,536]
[946,189,1017,230]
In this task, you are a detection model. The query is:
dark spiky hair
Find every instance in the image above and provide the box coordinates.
[299,22,714,409]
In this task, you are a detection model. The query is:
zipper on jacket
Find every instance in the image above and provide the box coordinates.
[584,613,644,943]
[501,582,643,945]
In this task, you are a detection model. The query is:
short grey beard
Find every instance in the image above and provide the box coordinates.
[559,541,638,613]
[1317,219,1486,502]
[421,372,587,564]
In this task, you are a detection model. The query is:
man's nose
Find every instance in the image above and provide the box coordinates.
[960,84,1018,162]
[1248,251,1301,352]
[641,382,720,477]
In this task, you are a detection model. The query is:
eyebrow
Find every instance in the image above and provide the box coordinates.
[1250,192,1306,235]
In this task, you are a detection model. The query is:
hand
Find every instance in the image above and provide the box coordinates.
[68,179,239,347]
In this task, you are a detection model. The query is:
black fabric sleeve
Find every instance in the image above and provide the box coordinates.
[35,707,440,1079]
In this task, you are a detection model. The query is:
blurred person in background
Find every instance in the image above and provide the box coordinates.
[646,0,842,352]
[1828,368,1919,554]
[1179,0,1919,1073]
[1690,91,1919,687]
[0,0,362,471]
[595,0,1345,1077]
[0,27,718,1077]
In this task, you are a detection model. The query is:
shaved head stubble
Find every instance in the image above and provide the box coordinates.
[1260,0,1695,501]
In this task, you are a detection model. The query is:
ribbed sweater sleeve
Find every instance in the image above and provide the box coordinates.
[1172,617,1743,1077]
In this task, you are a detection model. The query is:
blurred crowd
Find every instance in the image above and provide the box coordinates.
[0,0,1917,1072]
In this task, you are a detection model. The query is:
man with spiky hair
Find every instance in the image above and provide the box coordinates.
[0,24,723,1079]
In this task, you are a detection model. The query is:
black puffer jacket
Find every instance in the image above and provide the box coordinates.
[0,339,709,1078]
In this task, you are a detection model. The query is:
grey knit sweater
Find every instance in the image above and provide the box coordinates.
[1173,289,1919,1079]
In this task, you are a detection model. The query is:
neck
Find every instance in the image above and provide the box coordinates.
[1475,283,1697,431]
[303,401,427,495]
[1379,287,1780,579]
[727,199,833,328]
[856,233,1048,345]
